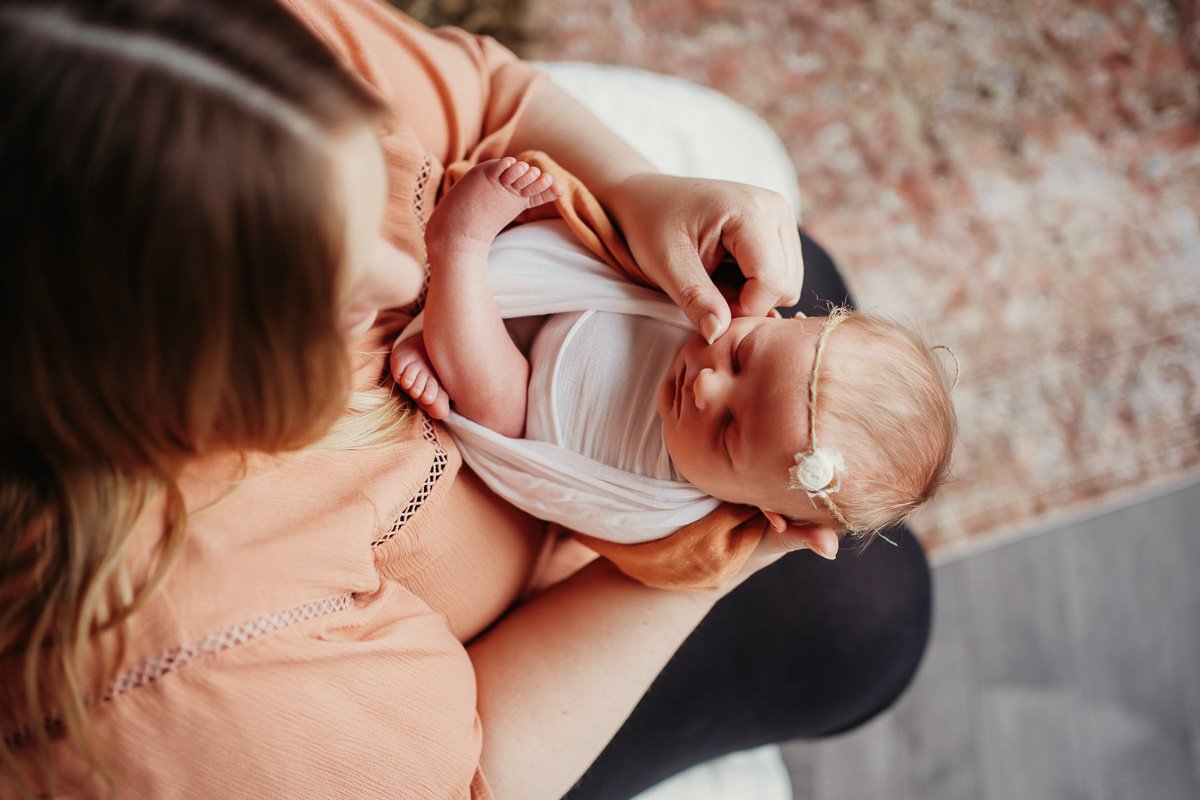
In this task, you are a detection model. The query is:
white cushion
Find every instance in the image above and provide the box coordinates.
[535,61,802,220]
[631,743,793,800]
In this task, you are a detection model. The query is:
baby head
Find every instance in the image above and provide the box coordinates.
[657,309,956,545]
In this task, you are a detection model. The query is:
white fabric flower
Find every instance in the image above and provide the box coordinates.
[788,448,845,496]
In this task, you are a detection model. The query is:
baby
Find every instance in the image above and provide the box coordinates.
[391,158,956,549]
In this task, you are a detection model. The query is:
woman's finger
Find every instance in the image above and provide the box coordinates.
[730,520,839,589]
[738,276,787,319]
[781,221,804,307]
[789,525,839,560]
[761,523,839,561]
[723,216,799,318]
[665,251,732,344]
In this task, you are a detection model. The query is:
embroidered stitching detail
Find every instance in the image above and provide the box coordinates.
[403,152,434,316]
[372,413,448,548]
[3,593,355,750]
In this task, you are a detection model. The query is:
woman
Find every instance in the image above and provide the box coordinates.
[0,0,932,797]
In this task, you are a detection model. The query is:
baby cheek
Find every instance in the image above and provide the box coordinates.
[662,429,722,494]
[662,426,695,473]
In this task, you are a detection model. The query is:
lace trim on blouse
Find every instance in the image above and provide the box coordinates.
[372,412,448,548]
[402,151,434,316]
[4,414,450,748]
[3,594,354,749]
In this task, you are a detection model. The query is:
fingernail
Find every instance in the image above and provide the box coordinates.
[701,312,723,344]
[815,541,838,560]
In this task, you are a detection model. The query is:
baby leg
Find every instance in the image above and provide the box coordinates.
[418,158,560,437]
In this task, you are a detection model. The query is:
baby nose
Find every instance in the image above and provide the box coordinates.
[692,368,729,411]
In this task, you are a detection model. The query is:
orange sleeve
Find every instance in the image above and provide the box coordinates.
[281,0,654,288]
[281,0,544,167]
[281,0,553,265]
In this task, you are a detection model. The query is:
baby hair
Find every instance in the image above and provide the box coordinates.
[789,309,957,545]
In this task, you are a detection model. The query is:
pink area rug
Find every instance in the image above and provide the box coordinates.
[521,0,1200,558]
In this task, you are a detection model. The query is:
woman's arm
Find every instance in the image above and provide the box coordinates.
[507,79,805,342]
[468,522,840,799]
[468,558,715,799]
[506,79,659,209]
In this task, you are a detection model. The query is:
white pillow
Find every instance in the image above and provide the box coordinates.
[631,743,793,800]
[535,61,802,221]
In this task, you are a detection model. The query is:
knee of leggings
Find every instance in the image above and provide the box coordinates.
[822,529,933,735]
[717,527,933,744]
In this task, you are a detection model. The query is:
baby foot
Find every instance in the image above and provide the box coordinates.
[390,335,450,420]
[425,157,563,261]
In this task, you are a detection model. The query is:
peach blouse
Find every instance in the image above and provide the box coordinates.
[4,2,553,797]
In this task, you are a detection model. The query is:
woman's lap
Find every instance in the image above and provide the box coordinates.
[564,229,934,799]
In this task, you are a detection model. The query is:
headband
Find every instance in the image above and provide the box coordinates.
[787,309,853,530]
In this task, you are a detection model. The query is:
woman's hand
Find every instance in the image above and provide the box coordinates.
[605,173,804,343]
[723,518,839,595]
[507,82,803,341]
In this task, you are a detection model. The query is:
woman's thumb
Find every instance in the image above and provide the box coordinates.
[674,269,731,344]
[781,525,839,560]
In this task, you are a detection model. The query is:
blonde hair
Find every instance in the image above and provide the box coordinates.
[0,0,389,794]
[784,309,957,545]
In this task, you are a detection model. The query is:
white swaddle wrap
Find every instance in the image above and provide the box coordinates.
[398,220,720,543]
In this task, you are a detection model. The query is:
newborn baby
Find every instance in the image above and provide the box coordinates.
[392,158,955,552]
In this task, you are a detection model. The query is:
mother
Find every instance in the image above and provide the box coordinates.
[0,0,932,797]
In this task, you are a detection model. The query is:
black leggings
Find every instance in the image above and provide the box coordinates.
[564,231,934,799]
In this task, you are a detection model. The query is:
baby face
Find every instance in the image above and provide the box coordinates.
[657,315,826,516]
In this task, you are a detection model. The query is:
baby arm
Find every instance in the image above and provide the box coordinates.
[391,158,561,437]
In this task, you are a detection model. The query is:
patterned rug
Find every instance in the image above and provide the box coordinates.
[398,0,1200,560]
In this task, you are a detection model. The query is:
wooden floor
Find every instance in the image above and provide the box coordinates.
[781,482,1200,800]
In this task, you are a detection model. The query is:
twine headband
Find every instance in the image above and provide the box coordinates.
[787,309,853,530]
[931,344,961,391]
[784,310,961,538]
